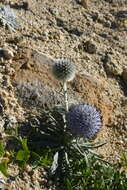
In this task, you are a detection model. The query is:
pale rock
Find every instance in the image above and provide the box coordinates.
[3,48,14,60]
[0,47,14,60]
[102,54,123,75]
[0,119,5,133]
[83,40,97,54]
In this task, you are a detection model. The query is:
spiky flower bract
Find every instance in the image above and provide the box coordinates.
[52,58,76,82]
[67,104,102,139]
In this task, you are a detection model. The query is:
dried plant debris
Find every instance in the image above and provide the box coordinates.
[0,5,21,31]
[15,81,77,110]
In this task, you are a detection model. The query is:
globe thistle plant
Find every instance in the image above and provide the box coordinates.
[67,104,102,139]
[46,57,106,184]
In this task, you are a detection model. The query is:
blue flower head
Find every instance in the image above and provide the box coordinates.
[67,104,102,139]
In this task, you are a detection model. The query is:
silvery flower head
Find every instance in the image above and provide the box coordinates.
[52,58,76,82]
[67,104,102,139]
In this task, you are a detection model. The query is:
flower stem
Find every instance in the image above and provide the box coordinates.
[63,81,68,112]
[63,81,68,131]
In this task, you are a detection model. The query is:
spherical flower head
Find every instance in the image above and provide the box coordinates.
[52,58,76,81]
[67,104,102,139]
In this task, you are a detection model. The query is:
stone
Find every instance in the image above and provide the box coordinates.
[122,67,127,85]
[0,47,14,60]
[7,35,23,45]
[2,75,11,88]
[49,8,59,16]
[83,40,97,54]
[0,119,5,133]
[5,65,15,75]
[22,1,29,10]
[121,97,127,106]
[102,54,123,75]
[81,0,88,8]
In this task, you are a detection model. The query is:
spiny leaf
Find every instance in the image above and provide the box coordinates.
[65,179,73,190]
[0,158,9,177]
[16,150,30,161]
[19,138,29,152]
[51,152,59,174]
[0,141,5,157]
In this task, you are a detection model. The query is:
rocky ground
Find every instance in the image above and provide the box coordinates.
[0,0,127,189]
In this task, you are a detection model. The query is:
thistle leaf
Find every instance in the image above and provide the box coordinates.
[51,152,59,174]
